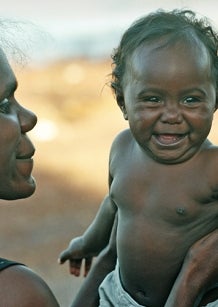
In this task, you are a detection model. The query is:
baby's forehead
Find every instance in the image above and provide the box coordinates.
[123,37,214,86]
[133,33,207,55]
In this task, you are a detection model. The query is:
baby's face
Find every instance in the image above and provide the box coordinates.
[121,40,217,163]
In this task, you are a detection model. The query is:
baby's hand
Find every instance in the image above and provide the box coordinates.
[58,236,93,277]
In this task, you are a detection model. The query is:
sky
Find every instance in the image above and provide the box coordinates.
[0,0,217,22]
[0,0,218,63]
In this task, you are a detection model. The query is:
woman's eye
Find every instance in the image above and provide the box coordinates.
[0,98,10,114]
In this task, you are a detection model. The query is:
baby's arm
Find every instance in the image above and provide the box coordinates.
[71,214,117,307]
[58,194,117,277]
[164,229,218,307]
[58,132,122,277]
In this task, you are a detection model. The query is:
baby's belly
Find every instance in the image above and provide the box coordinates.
[117,216,215,307]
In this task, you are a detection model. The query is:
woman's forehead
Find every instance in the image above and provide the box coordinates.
[0,49,16,92]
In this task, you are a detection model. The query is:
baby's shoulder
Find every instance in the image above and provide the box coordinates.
[200,142,218,174]
[111,129,133,151]
[109,129,133,165]
[202,142,218,160]
[110,129,133,156]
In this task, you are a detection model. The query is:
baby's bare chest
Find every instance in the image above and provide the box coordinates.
[110,159,218,226]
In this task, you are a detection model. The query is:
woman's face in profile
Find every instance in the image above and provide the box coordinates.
[0,49,37,200]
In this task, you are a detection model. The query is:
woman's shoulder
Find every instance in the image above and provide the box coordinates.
[0,260,59,306]
[0,257,24,271]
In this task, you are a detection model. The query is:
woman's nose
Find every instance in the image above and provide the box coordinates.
[18,106,37,133]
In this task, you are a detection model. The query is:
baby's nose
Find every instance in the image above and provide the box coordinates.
[161,103,182,124]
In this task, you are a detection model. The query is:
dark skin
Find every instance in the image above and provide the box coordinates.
[70,216,118,307]
[165,229,218,306]
[60,39,218,306]
[0,265,59,307]
[64,228,218,307]
[0,48,59,306]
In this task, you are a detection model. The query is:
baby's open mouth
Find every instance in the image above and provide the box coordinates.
[154,134,186,145]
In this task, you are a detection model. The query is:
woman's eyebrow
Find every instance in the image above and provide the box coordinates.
[3,79,18,97]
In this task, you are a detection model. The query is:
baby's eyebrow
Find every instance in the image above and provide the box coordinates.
[180,87,207,96]
[137,88,163,98]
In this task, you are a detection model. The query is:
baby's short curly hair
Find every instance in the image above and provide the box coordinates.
[111,9,218,106]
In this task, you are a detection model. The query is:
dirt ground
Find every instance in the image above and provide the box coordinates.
[0,58,218,306]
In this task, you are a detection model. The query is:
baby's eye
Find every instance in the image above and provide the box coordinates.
[183,96,201,105]
[0,98,10,114]
[145,96,160,103]
[139,96,162,106]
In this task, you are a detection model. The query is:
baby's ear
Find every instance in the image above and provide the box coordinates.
[117,96,128,120]
[120,105,128,120]
[215,94,218,111]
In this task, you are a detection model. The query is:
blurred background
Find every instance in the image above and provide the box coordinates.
[0,0,218,306]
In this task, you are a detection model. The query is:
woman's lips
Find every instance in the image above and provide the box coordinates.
[16,158,34,178]
[16,150,35,178]
[16,148,35,160]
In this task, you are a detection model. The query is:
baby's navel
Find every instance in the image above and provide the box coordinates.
[136,290,148,304]
[176,207,186,216]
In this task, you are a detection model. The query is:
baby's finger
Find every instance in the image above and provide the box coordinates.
[69,259,82,276]
[58,249,70,264]
[84,257,93,277]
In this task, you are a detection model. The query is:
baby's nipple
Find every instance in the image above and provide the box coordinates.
[176,207,186,216]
